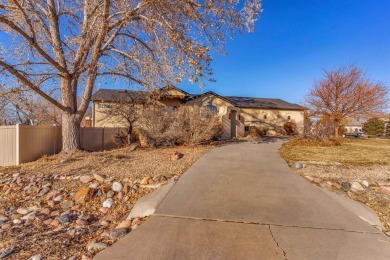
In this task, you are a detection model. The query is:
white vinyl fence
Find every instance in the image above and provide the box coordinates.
[0,125,125,166]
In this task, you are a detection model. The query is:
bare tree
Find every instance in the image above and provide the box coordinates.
[97,90,150,143]
[0,0,261,152]
[305,65,389,138]
[0,87,61,125]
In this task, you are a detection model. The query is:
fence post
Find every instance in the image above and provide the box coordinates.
[54,126,57,154]
[15,124,20,165]
[102,127,105,151]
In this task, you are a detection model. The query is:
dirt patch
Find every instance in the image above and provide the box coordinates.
[0,145,213,259]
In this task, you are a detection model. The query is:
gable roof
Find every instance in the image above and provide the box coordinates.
[91,89,149,102]
[186,91,235,105]
[187,91,304,110]
[91,86,189,103]
[92,88,304,110]
[225,96,304,110]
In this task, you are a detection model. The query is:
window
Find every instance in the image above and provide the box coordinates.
[263,115,267,120]
[244,126,250,132]
[287,115,291,120]
[98,103,112,109]
[205,104,218,113]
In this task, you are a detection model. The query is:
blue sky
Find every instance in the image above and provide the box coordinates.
[182,0,390,105]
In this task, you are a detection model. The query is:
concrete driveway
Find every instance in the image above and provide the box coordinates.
[95,140,390,260]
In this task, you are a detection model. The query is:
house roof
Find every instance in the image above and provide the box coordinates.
[91,86,189,102]
[92,87,304,111]
[225,96,304,110]
[91,89,149,102]
[187,91,304,110]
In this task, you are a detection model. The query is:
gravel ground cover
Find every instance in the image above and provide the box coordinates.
[0,145,213,259]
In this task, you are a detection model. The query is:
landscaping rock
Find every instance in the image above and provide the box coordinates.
[16,208,29,215]
[93,174,106,182]
[381,186,390,196]
[59,214,70,223]
[74,187,93,204]
[37,187,50,197]
[293,162,304,169]
[106,190,114,198]
[106,228,129,239]
[116,220,132,229]
[87,242,108,253]
[1,223,11,230]
[89,183,99,189]
[102,198,114,208]
[140,176,152,185]
[312,177,324,184]
[351,182,366,193]
[29,254,43,260]
[304,175,314,181]
[170,151,184,161]
[140,183,162,189]
[112,181,123,192]
[341,181,351,190]
[60,200,74,210]
[362,180,369,188]
[80,175,94,184]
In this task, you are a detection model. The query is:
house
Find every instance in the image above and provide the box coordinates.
[91,86,305,139]
[344,118,366,133]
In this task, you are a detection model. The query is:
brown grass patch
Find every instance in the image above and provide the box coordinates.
[280,138,390,166]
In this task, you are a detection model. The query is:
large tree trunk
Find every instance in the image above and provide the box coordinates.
[62,112,81,152]
[334,119,340,138]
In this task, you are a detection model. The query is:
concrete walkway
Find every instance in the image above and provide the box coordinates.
[95,140,390,260]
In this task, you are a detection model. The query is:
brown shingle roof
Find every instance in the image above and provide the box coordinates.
[92,88,304,110]
[91,89,149,102]
[225,96,304,110]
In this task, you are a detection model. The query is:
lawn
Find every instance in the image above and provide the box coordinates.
[280,138,390,166]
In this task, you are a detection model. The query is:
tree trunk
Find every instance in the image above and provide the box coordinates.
[334,119,340,138]
[62,112,81,152]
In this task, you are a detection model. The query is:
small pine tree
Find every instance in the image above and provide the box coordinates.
[362,118,385,136]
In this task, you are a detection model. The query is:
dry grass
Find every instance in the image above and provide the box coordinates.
[1,145,213,182]
[280,138,390,166]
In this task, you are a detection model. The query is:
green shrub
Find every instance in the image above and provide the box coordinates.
[362,118,385,137]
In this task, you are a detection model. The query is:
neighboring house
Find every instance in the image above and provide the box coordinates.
[344,118,366,133]
[91,86,305,139]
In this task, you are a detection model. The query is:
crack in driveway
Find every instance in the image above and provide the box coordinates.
[268,225,287,259]
[154,213,381,234]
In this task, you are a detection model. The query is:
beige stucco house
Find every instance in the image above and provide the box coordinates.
[91,86,304,139]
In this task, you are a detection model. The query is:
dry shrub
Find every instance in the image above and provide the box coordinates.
[286,137,348,147]
[112,130,129,147]
[138,105,221,147]
[284,121,297,135]
[248,128,261,138]
[309,119,335,140]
